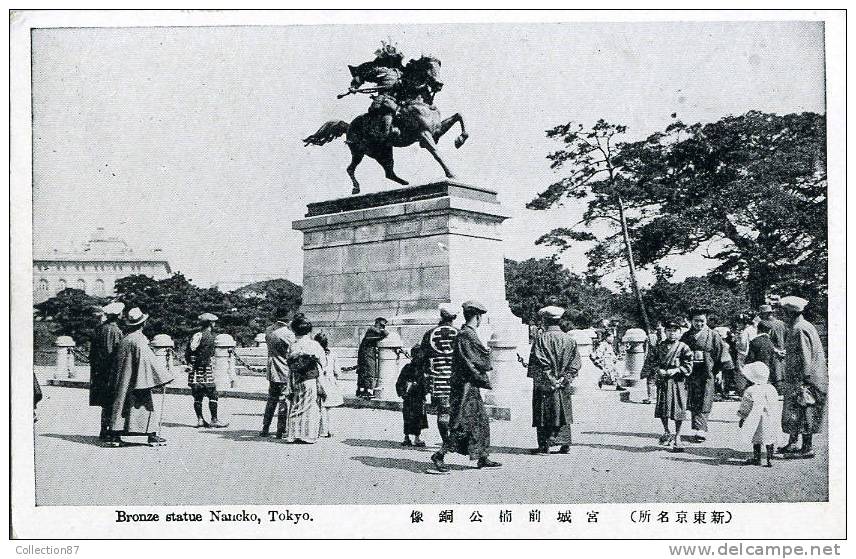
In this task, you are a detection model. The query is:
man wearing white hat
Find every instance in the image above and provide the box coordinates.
[419,303,459,445]
[527,305,580,455]
[88,301,124,442]
[778,296,828,458]
[108,307,174,447]
[186,312,228,428]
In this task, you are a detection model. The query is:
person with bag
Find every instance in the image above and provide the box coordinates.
[314,332,343,438]
[643,319,693,452]
[396,345,429,447]
[283,315,325,444]
[778,296,828,458]
[527,305,580,455]
[430,301,500,473]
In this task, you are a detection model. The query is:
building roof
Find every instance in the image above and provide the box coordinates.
[33,228,171,269]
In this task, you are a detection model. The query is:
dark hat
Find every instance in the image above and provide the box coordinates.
[688,307,711,317]
[462,300,488,314]
[664,318,683,329]
[374,316,388,325]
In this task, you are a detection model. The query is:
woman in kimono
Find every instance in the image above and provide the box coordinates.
[283,316,324,444]
[680,308,734,443]
[737,362,780,467]
[314,332,343,438]
[396,345,429,447]
[643,319,693,452]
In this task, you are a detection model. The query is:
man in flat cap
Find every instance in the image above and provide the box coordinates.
[430,300,500,472]
[680,307,734,443]
[186,312,228,428]
[89,301,124,442]
[356,317,388,399]
[527,305,580,455]
[778,296,828,458]
[419,303,459,445]
[758,303,787,387]
[108,307,174,446]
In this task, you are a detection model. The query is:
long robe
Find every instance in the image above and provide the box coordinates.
[396,362,428,435]
[356,326,387,395]
[445,325,492,459]
[284,335,324,443]
[109,329,174,435]
[781,316,828,435]
[680,326,733,429]
[88,321,123,407]
[527,325,580,446]
[642,339,693,421]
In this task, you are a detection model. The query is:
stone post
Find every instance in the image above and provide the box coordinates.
[54,336,76,379]
[254,333,267,348]
[619,328,648,387]
[150,334,175,383]
[375,329,403,401]
[214,334,236,391]
[486,333,525,413]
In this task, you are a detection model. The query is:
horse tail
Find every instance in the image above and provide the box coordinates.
[303,120,350,146]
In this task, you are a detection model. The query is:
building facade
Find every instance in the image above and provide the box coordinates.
[33,228,171,303]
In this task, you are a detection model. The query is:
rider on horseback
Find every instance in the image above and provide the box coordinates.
[347,42,406,141]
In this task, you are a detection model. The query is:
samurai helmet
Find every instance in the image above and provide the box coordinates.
[374,40,403,61]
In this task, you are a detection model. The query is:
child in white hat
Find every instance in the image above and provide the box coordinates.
[737,361,780,467]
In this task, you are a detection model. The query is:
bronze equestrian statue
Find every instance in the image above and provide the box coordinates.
[303,43,468,194]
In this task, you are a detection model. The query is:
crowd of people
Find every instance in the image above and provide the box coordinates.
[70,292,826,473]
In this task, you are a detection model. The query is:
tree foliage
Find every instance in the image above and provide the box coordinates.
[33,288,108,346]
[530,111,827,310]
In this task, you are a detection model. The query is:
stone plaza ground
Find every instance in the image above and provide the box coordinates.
[33,363,827,506]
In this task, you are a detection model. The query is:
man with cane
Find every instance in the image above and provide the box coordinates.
[107,307,174,447]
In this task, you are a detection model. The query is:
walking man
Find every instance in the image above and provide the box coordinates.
[186,313,228,428]
[260,307,296,438]
[778,296,828,458]
[356,317,388,399]
[419,303,459,445]
[528,305,580,455]
[89,301,124,441]
[680,308,734,443]
[430,301,501,472]
[108,307,174,447]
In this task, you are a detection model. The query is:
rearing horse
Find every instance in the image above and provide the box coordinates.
[303,56,468,194]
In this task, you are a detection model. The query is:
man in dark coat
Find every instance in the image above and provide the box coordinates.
[746,320,780,391]
[778,296,828,458]
[356,317,388,399]
[430,301,500,472]
[396,345,428,446]
[528,305,580,455]
[419,303,459,445]
[680,308,734,443]
[759,303,787,376]
[88,302,124,441]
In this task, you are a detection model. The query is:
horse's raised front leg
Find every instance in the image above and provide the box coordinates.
[435,113,468,149]
[347,146,364,194]
[419,130,456,179]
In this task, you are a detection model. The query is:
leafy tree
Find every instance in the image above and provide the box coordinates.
[643,266,750,328]
[33,288,108,347]
[527,120,652,330]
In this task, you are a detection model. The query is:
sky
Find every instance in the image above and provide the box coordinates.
[30,20,826,289]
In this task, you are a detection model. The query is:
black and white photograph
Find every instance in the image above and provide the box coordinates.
[9,9,846,543]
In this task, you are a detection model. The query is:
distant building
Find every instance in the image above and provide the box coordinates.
[213,274,288,296]
[33,228,171,303]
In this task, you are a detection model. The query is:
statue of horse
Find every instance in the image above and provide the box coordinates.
[303,55,468,194]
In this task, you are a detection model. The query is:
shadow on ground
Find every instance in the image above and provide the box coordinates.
[351,455,470,473]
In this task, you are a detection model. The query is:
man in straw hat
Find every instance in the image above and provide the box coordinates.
[527,305,580,455]
[419,303,459,445]
[186,312,228,428]
[107,307,174,447]
[680,307,735,443]
[89,301,124,442]
[777,296,827,458]
[430,300,501,473]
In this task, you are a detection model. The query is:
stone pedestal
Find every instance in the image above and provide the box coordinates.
[292,181,528,352]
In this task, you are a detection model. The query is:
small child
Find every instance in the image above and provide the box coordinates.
[737,361,779,467]
[395,345,428,447]
[643,319,694,452]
